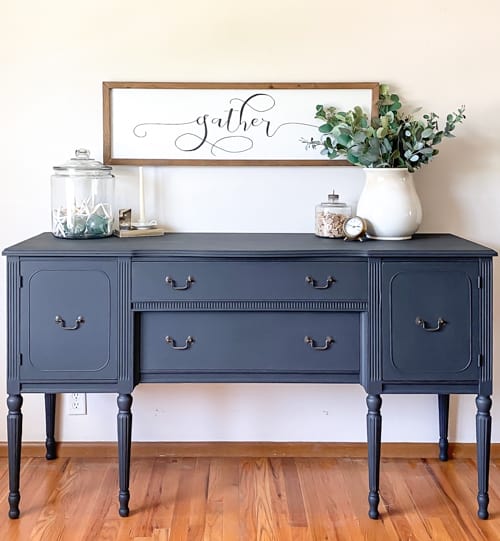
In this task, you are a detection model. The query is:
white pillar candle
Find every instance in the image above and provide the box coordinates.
[139,166,146,224]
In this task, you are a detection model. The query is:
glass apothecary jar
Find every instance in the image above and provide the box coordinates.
[51,149,115,239]
[315,190,351,238]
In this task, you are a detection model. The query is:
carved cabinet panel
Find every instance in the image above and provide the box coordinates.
[382,261,479,382]
[19,260,118,381]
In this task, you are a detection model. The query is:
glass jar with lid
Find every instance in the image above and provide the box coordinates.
[51,149,115,239]
[315,190,351,238]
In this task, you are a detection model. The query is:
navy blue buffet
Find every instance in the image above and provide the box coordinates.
[3,232,496,519]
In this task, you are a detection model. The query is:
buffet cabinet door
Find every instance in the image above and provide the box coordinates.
[382,261,479,382]
[19,260,118,382]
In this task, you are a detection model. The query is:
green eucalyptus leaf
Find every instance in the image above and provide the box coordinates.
[319,123,333,133]
[353,131,367,144]
[379,84,390,95]
[349,145,361,157]
[346,150,359,164]
[366,147,380,160]
[336,133,351,146]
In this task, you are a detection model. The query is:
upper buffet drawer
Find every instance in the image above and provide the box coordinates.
[131,261,367,302]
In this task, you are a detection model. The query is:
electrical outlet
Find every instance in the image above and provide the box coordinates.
[69,393,87,415]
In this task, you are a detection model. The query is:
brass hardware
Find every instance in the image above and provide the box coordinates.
[165,275,194,290]
[304,336,334,350]
[305,275,335,289]
[415,317,446,332]
[165,335,194,350]
[54,315,84,330]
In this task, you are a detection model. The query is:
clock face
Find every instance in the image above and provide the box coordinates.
[344,217,366,238]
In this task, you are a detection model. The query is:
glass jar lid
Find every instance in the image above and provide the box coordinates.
[53,148,112,175]
[320,190,346,207]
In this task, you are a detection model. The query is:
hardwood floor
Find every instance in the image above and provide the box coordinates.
[0,456,499,540]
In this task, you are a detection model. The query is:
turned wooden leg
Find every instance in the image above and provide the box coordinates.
[45,394,57,460]
[7,394,23,519]
[117,393,133,517]
[476,394,491,519]
[438,394,449,462]
[367,394,382,520]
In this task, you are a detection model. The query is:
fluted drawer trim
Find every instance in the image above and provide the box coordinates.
[132,300,368,312]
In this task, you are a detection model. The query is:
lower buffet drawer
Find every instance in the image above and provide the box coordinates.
[139,312,360,374]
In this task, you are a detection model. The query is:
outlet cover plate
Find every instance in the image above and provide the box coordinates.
[69,393,87,415]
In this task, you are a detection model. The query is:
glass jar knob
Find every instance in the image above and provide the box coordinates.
[75,148,90,160]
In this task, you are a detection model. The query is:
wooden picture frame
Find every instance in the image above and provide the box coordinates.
[102,82,379,166]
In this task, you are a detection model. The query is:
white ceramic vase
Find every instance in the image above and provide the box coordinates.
[357,168,423,240]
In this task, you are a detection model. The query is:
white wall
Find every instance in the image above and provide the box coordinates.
[2,0,500,444]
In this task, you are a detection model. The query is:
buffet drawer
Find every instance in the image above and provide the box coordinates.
[139,312,360,374]
[132,261,367,302]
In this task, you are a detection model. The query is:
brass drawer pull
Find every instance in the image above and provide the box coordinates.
[305,275,335,289]
[304,336,334,350]
[54,315,84,331]
[415,317,446,332]
[165,335,194,350]
[165,275,194,290]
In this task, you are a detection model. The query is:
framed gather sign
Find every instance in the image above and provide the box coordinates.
[102,82,378,166]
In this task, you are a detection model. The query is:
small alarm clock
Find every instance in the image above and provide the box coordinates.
[343,216,368,241]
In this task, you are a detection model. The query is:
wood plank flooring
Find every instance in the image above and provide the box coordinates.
[0,456,499,540]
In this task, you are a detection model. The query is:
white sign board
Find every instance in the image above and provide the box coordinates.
[103,82,378,166]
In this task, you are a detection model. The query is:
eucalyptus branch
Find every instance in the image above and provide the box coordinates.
[303,85,465,172]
